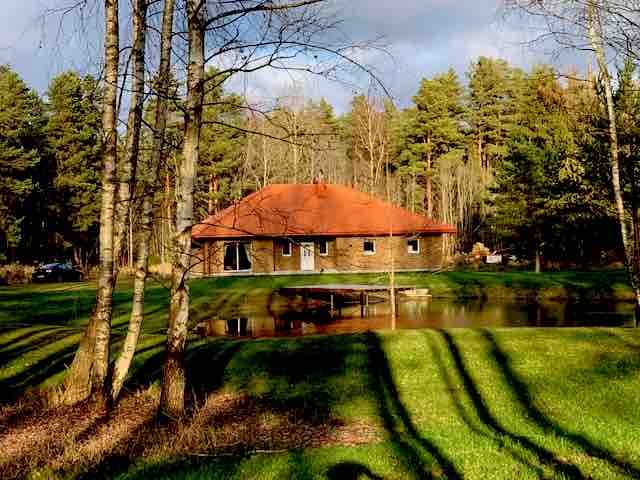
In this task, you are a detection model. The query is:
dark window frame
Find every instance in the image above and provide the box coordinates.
[363,239,376,255]
[407,238,420,254]
[318,240,329,256]
[282,240,292,257]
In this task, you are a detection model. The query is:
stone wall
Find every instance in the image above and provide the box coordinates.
[193,234,446,275]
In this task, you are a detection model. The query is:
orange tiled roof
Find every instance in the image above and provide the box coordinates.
[192,183,456,239]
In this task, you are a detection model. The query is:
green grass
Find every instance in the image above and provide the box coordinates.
[7,328,635,479]
[1,272,639,478]
[121,328,640,480]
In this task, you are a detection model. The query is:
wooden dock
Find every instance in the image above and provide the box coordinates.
[278,284,414,316]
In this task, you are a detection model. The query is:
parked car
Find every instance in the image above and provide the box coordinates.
[32,263,84,283]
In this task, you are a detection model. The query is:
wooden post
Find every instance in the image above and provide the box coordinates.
[360,292,365,317]
[330,293,335,317]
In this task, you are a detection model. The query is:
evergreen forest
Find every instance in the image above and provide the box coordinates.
[2,58,636,270]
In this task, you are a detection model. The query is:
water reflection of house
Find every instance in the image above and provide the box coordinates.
[201,316,306,337]
[191,183,456,275]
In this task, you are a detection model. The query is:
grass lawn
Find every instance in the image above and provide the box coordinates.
[1,271,639,479]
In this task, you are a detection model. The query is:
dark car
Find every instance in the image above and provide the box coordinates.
[32,263,84,283]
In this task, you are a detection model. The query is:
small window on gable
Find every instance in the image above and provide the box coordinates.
[363,239,376,255]
[319,240,329,256]
[282,240,292,257]
[407,238,420,254]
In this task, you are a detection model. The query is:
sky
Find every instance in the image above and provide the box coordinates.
[0,0,579,113]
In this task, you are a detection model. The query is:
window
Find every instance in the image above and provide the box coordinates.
[363,239,376,255]
[281,240,292,256]
[407,238,420,254]
[318,240,329,256]
[223,242,252,271]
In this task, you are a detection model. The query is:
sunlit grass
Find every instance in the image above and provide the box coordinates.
[70,328,640,480]
[1,272,639,478]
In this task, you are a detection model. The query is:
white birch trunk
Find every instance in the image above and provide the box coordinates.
[56,0,120,407]
[111,0,175,402]
[161,0,205,417]
[587,1,640,313]
[113,0,147,270]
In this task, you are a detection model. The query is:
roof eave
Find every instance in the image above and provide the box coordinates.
[192,227,457,240]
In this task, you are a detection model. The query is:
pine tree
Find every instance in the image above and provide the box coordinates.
[467,57,515,175]
[0,65,45,262]
[404,69,466,218]
[45,71,102,267]
[197,68,246,218]
[492,66,582,271]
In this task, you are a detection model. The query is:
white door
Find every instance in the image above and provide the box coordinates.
[300,242,315,271]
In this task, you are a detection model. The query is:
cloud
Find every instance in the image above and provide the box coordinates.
[216,0,557,112]
[2,1,580,112]
[0,0,104,93]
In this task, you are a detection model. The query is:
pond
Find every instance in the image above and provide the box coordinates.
[197,295,637,338]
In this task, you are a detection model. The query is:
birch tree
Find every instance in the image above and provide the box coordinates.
[161,0,205,417]
[111,0,176,402]
[56,0,120,407]
[160,0,383,416]
[113,0,148,270]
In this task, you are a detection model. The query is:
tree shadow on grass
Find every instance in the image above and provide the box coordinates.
[366,332,461,479]
[431,331,584,478]
[185,339,243,401]
[0,328,80,367]
[66,334,381,479]
[480,329,640,478]
[0,327,64,351]
[0,331,149,405]
[90,332,465,479]
[326,461,384,479]
[65,339,247,479]
[0,341,79,404]
[590,328,640,351]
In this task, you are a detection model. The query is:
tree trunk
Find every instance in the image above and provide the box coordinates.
[57,0,119,407]
[587,1,640,315]
[386,163,396,329]
[111,0,176,402]
[292,112,299,183]
[161,0,205,418]
[208,174,214,215]
[164,172,172,263]
[114,0,147,270]
[207,174,219,215]
[426,137,433,218]
[262,135,268,188]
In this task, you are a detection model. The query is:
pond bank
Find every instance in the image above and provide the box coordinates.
[191,269,635,304]
[0,270,633,335]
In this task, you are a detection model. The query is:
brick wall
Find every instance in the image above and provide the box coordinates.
[194,234,446,275]
[333,235,444,271]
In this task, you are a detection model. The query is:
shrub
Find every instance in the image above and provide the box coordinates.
[0,264,35,285]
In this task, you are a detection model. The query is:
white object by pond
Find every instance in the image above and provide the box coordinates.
[485,255,503,264]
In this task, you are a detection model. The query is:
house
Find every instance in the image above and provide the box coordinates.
[191,183,456,275]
